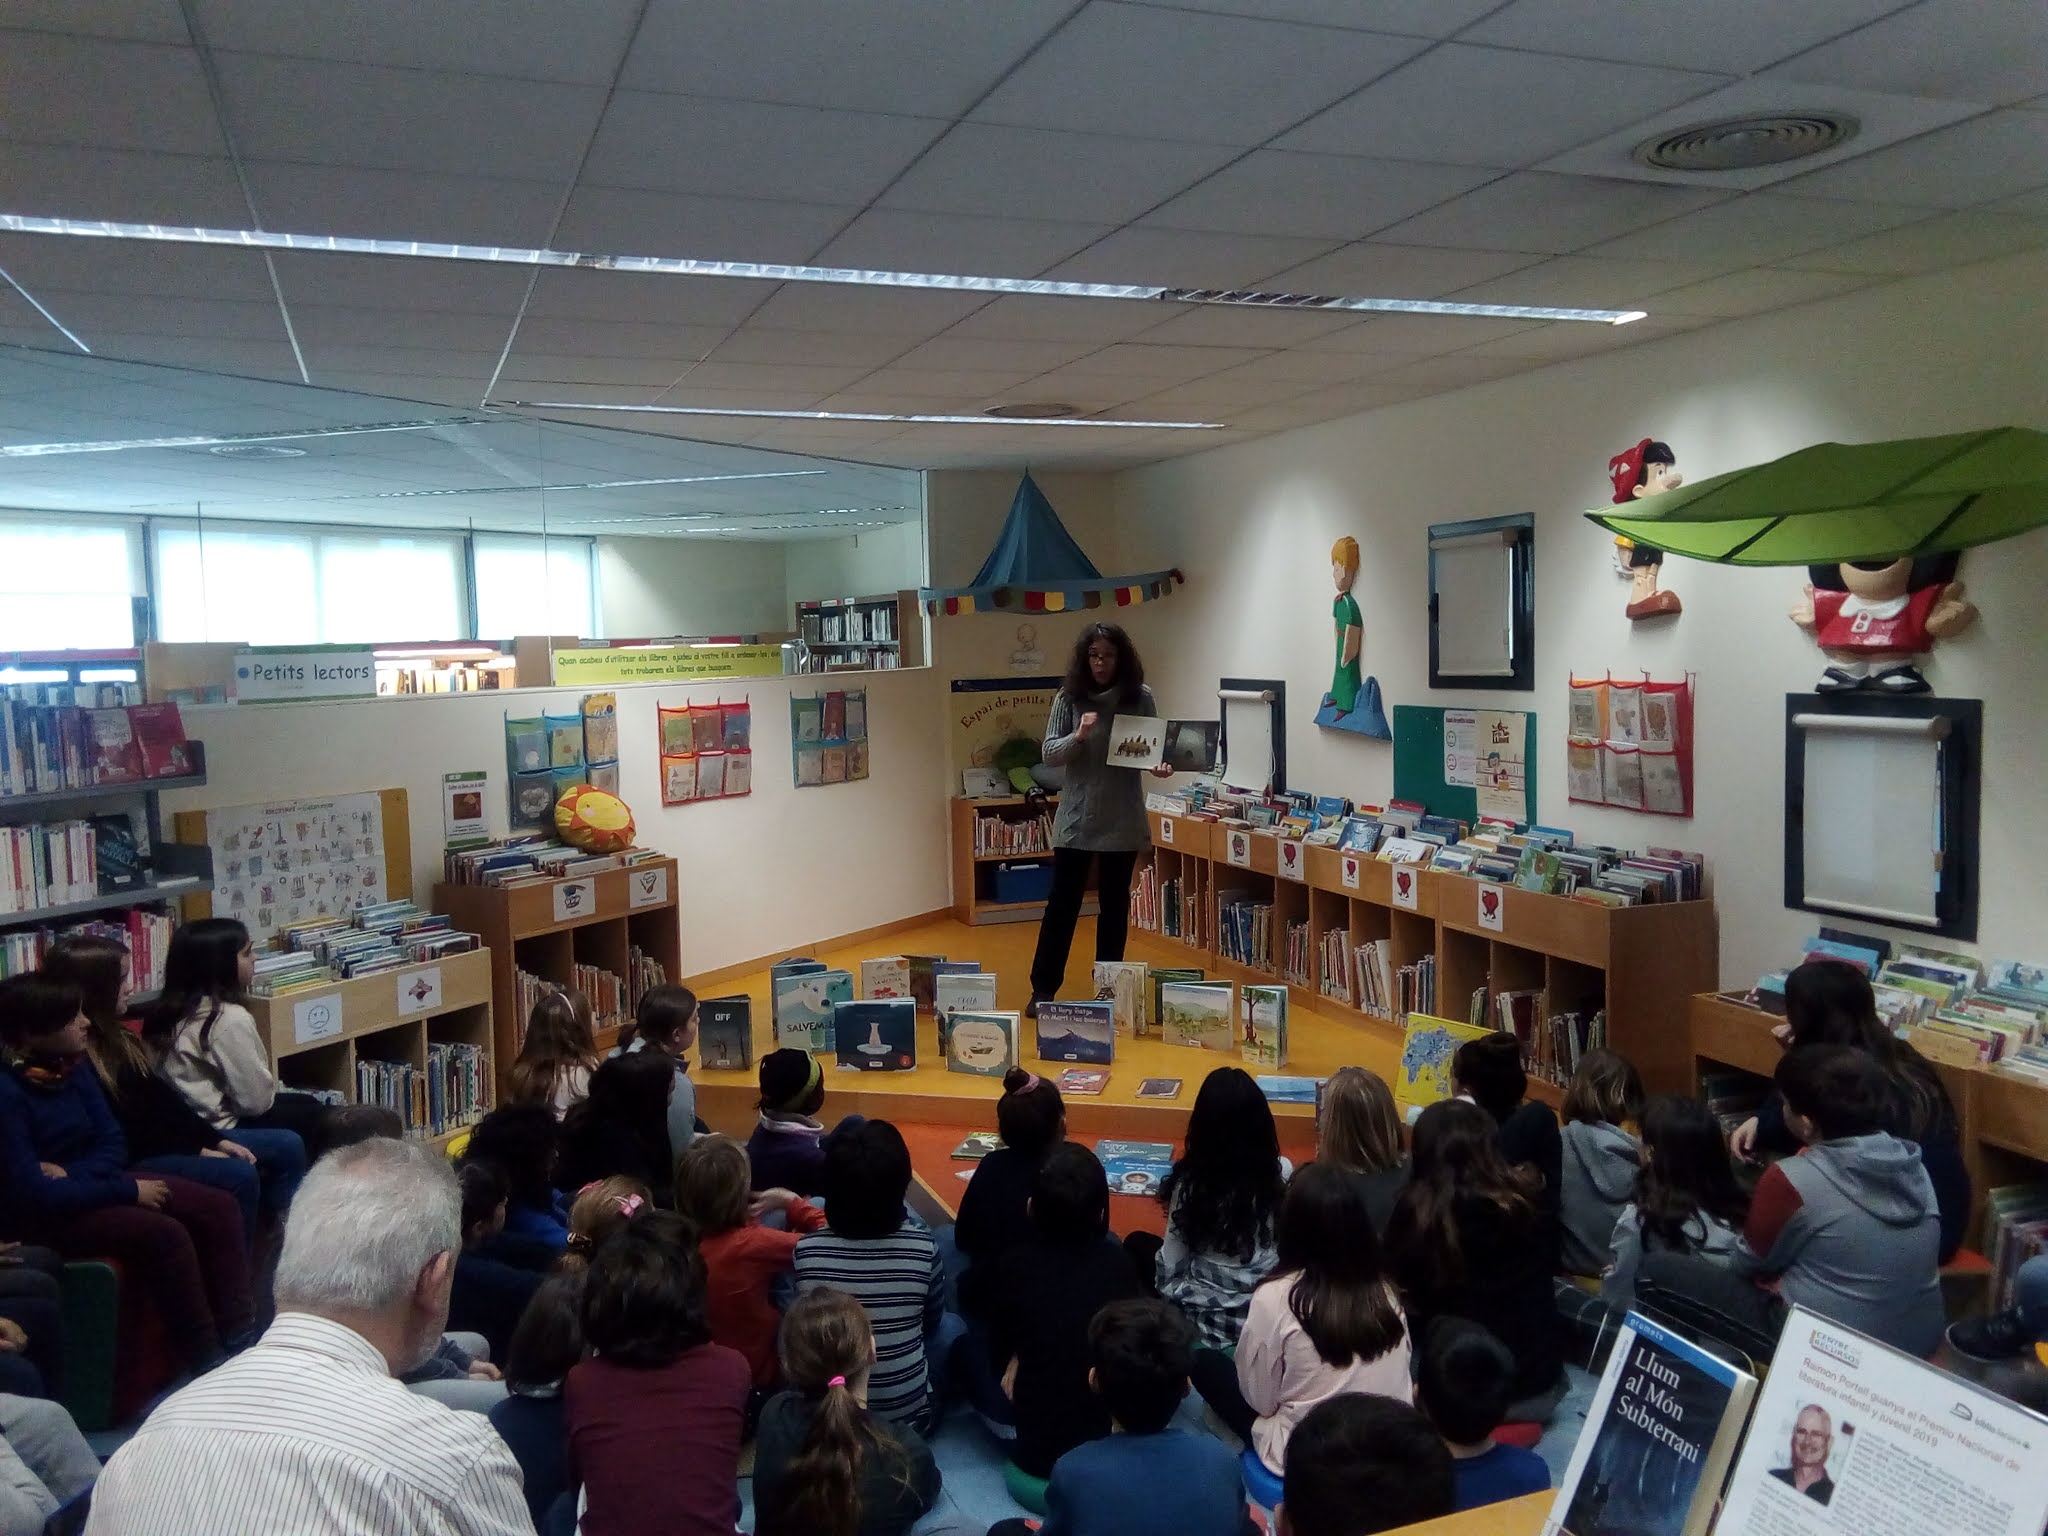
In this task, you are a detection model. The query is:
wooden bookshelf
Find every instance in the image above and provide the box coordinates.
[793,590,924,672]
[247,946,493,1149]
[434,859,682,1092]
[1687,989,2048,1248]
[1140,818,1718,1099]
[949,797,1096,927]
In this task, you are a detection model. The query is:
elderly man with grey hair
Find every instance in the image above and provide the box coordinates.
[85,1138,533,1536]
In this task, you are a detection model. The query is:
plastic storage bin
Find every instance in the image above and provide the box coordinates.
[991,860,1055,904]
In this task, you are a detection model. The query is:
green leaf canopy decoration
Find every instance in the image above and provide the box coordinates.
[1587,426,2048,566]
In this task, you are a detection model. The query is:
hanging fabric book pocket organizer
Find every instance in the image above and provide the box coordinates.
[1566,672,1695,816]
[658,697,751,806]
[581,692,620,795]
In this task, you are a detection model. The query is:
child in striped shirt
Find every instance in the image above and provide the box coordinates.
[793,1119,949,1434]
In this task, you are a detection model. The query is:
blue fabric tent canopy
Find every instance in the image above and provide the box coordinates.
[920,472,1182,615]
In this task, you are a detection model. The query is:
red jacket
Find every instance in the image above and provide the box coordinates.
[699,1199,828,1385]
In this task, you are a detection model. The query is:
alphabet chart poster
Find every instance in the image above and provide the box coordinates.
[204,792,387,945]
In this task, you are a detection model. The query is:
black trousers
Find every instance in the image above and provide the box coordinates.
[1191,1346,1257,1444]
[1029,846,1138,998]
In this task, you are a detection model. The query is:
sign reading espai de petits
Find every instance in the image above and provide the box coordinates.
[550,644,787,684]
[234,647,377,702]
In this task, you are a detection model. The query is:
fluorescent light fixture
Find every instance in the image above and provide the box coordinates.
[493,400,1223,430]
[326,468,829,501]
[0,265,90,353]
[0,214,1648,325]
[0,415,493,458]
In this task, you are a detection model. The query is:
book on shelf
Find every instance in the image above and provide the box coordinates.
[1091,960,1148,1037]
[1984,1182,2048,1309]
[1097,1139,1174,1198]
[975,810,1054,856]
[772,967,851,1053]
[1241,983,1289,1069]
[354,1040,490,1141]
[940,1009,1017,1078]
[1544,1310,1757,1536]
[1057,1068,1109,1096]
[0,819,104,911]
[0,907,175,992]
[697,996,753,1071]
[1,686,197,797]
[1159,980,1234,1053]
[1035,1000,1114,1064]
[832,998,916,1072]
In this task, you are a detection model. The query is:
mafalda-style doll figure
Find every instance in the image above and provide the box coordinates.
[1608,438,1683,620]
[1791,555,1976,693]
[1314,536,1390,737]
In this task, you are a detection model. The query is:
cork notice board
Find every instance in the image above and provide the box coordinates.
[174,788,412,938]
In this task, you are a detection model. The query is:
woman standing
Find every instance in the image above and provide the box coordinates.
[1028,623,1170,1016]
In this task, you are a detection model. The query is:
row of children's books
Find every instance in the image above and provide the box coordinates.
[0,908,174,991]
[252,901,481,996]
[1985,1183,2048,1311]
[973,810,1054,857]
[355,1040,490,1140]
[0,687,194,797]
[0,818,114,912]
[442,833,661,887]
[1755,929,2048,1076]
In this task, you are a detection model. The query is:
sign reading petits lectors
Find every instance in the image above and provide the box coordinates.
[551,644,787,685]
[234,648,377,702]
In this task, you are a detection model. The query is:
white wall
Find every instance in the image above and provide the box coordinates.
[782,519,927,616]
[1112,251,2048,986]
[596,536,789,637]
[162,665,952,976]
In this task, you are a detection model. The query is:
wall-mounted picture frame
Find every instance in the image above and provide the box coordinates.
[1428,513,1534,692]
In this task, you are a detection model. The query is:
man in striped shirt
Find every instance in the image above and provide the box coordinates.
[86,1138,533,1535]
[792,1118,950,1432]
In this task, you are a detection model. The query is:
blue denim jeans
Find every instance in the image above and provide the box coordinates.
[223,1126,308,1222]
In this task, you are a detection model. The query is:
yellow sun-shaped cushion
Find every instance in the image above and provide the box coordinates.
[555,785,636,852]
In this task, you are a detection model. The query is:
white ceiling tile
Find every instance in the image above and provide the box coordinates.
[840,368,1043,397]
[1019,365,1197,401]
[664,361,874,395]
[879,123,1238,223]
[1281,44,1729,166]
[1377,172,1730,254]
[300,345,506,380]
[1220,380,1423,430]
[1054,341,1268,378]
[1042,227,1337,287]
[0,1,187,42]
[288,304,515,353]
[879,335,1102,374]
[581,93,940,204]
[1441,253,1735,307]
[272,255,537,315]
[813,210,1113,279]
[1996,185,2048,218]
[944,294,1188,343]
[0,33,222,154]
[551,188,855,266]
[0,237,275,302]
[1142,151,1491,239]
[1261,242,1542,296]
[215,55,606,178]
[190,0,643,84]
[0,144,245,226]
[1357,353,1541,390]
[1466,0,1913,74]
[1643,266,1875,317]
[1118,376,1322,410]
[972,3,1427,146]
[1586,193,1930,266]
[302,374,485,405]
[708,329,921,368]
[1178,346,1390,384]
[1449,312,1714,361]
[1769,110,2048,208]
[1129,1,1502,39]
[1128,306,1368,347]
[1781,210,2048,274]
[47,293,286,342]
[623,0,1069,117]
[741,284,989,336]
[521,268,778,328]
[242,163,566,247]
[1767,0,2048,106]
[490,383,666,409]
[642,383,839,411]
[78,335,305,378]
[489,354,701,388]
[1299,311,1546,353]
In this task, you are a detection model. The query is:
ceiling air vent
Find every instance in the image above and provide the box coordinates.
[1633,113,1859,173]
[984,402,1080,420]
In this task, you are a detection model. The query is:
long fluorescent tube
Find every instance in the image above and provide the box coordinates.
[0,214,1648,326]
[494,400,1222,430]
[0,415,492,458]
[326,468,829,501]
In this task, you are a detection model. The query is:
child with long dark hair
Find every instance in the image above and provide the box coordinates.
[144,917,331,1152]
[954,1067,1065,1317]
[566,1211,750,1536]
[613,982,700,1158]
[1386,1099,1563,1421]
[1731,959,1968,1259]
[446,1159,542,1364]
[1192,1160,1411,1476]
[462,1104,570,1259]
[0,973,254,1375]
[489,1269,586,1529]
[556,1049,677,1205]
[674,1132,825,1387]
[753,1287,941,1536]
[1558,1050,1645,1277]
[1149,1066,1289,1350]
[509,987,599,1118]
[1601,1096,1748,1311]
[1451,1033,1561,1247]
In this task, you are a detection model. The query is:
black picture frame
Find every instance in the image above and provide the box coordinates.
[1782,691,1981,941]
[1428,513,1535,691]
[1219,676,1287,794]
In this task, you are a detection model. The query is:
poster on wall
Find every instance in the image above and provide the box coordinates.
[950,677,1060,794]
[1566,674,1694,817]
[658,698,753,806]
[792,689,869,788]
[1473,709,1528,823]
[205,792,387,946]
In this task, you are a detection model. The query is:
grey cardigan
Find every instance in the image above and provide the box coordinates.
[1043,684,1156,853]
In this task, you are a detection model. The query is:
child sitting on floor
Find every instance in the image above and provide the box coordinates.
[754,1287,941,1536]
[462,1105,570,1261]
[613,983,700,1160]
[673,1132,824,1389]
[556,1051,677,1206]
[749,1048,843,1199]
[489,1269,586,1531]
[989,1298,1254,1536]
[1413,1319,1550,1512]
[1278,1392,1456,1536]
[1601,1096,1748,1312]
[447,1159,542,1365]
[1558,1050,1645,1277]
[559,1176,650,1272]
[955,1068,1066,1319]
[508,987,599,1119]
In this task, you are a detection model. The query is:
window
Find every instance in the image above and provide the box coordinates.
[0,517,143,650]
[154,522,468,644]
[473,534,598,640]
[1428,514,1534,691]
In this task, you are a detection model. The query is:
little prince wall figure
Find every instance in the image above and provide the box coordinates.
[1315,535,1391,738]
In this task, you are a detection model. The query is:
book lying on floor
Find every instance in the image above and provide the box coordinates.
[1135,1077,1183,1100]
[1057,1068,1110,1096]
[951,1132,1003,1161]
[1255,1075,1320,1105]
[1545,1310,1757,1536]
[1097,1139,1174,1199]
[697,996,752,1070]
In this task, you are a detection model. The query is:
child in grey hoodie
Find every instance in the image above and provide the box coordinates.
[1738,1045,1944,1358]
[1602,1096,1749,1311]
[1558,1051,1644,1278]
